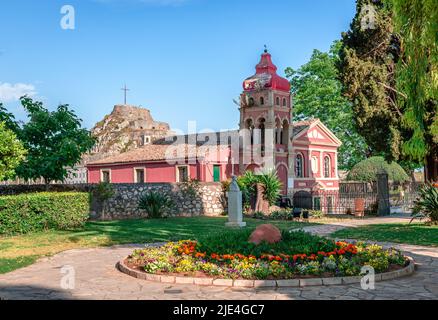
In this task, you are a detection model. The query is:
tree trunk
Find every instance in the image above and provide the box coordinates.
[424,154,438,182]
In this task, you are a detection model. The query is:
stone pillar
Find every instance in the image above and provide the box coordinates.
[226,176,246,228]
[377,170,390,216]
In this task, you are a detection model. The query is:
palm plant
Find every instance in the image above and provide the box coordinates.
[411,183,438,224]
[257,170,283,206]
[238,171,258,203]
[138,191,175,219]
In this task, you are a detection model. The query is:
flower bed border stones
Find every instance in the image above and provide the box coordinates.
[117,255,415,288]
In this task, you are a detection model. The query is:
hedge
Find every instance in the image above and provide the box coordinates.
[0,192,90,235]
[347,157,409,183]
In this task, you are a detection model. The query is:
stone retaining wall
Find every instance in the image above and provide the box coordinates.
[98,183,226,220]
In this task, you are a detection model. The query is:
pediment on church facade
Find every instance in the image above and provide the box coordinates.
[293,119,342,147]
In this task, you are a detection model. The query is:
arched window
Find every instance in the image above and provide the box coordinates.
[249,97,254,106]
[260,96,264,105]
[276,97,280,105]
[283,98,287,107]
[324,156,331,178]
[295,154,304,178]
[275,119,281,145]
[245,119,254,145]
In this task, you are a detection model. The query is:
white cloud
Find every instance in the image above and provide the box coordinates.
[0,83,37,102]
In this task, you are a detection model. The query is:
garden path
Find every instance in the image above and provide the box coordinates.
[296,213,412,236]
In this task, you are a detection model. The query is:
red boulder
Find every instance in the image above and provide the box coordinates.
[249,224,282,245]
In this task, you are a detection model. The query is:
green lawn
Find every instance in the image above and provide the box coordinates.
[332,223,438,246]
[0,216,307,274]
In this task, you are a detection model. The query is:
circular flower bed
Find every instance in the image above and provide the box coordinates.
[126,230,408,280]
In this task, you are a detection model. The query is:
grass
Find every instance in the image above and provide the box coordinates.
[0,256,40,274]
[0,216,308,274]
[332,223,438,246]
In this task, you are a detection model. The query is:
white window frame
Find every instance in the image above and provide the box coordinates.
[100,169,112,183]
[324,155,331,178]
[133,167,146,183]
[176,165,190,182]
[295,153,304,178]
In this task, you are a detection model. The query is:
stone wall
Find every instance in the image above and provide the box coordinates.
[0,183,226,220]
[97,183,226,220]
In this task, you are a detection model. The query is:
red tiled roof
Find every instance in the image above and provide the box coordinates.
[87,143,229,166]
[87,122,322,166]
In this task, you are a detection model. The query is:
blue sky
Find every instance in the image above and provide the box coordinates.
[0,0,356,131]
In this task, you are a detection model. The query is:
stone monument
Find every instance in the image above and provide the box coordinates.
[226,176,246,228]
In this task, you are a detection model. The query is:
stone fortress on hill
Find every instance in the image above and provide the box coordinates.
[66,104,173,184]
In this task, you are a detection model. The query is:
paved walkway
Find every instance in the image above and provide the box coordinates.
[299,214,413,236]
[1,215,437,300]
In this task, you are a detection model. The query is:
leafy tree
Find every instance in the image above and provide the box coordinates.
[338,0,425,177]
[0,121,26,181]
[392,0,438,181]
[338,0,401,158]
[0,102,19,133]
[347,156,409,183]
[285,41,370,170]
[15,97,95,185]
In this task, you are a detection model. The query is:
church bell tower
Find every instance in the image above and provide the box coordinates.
[239,48,294,195]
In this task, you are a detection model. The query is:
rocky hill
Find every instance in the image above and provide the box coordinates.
[83,105,172,163]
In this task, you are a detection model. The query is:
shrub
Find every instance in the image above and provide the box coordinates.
[91,182,115,201]
[309,210,325,219]
[224,170,283,208]
[178,179,200,198]
[0,192,90,235]
[252,211,268,220]
[138,191,175,219]
[270,209,293,220]
[412,183,438,223]
[347,156,409,183]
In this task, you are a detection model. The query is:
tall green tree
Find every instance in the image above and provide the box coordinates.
[392,0,438,181]
[285,41,370,170]
[338,0,401,158]
[0,102,19,133]
[15,97,95,184]
[0,121,26,181]
[338,0,423,177]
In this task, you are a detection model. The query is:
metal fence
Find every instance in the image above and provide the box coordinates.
[290,182,423,215]
[291,190,378,215]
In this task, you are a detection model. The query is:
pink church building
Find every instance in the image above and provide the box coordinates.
[87,49,342,198]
